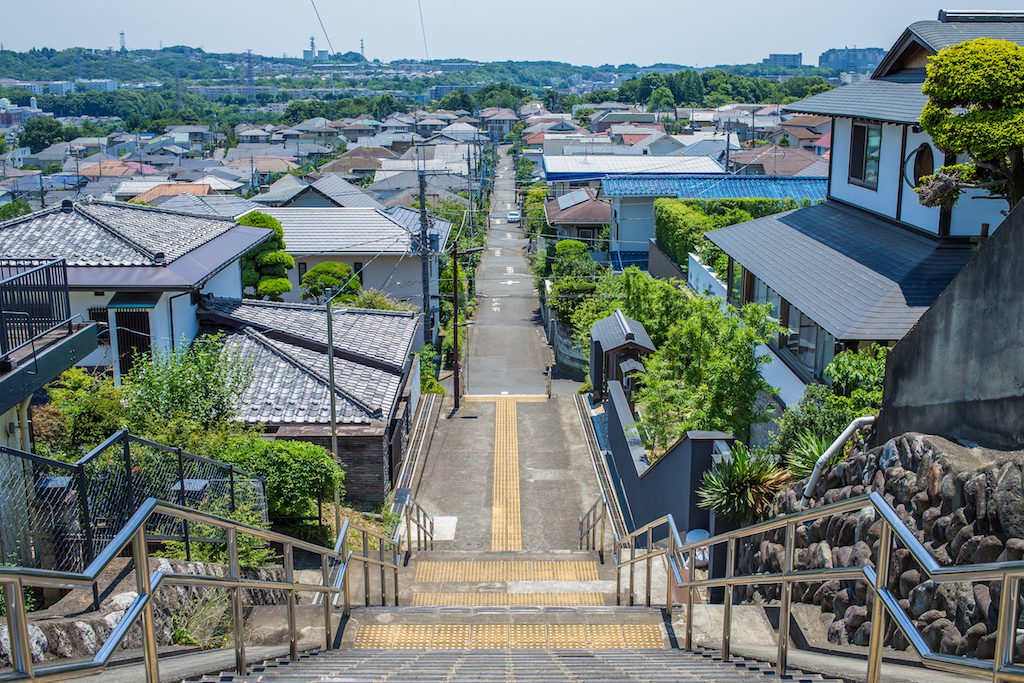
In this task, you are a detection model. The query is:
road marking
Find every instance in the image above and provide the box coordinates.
[415,560,599,582]
[411,593,604,606]
[494,248,502,257]
[491,397,522,551]
[506,266,513,274]
[353,623,664,650]
[507,231,513,239]
[501,280,520,285]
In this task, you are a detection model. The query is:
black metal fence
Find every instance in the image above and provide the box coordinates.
[0,259,74,362]
[0,431,267,572]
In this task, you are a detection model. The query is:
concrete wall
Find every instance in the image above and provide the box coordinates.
[875,204,1024,449]
[646,239,686,281]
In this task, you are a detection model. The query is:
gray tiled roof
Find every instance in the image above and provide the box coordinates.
[309,174,385,209]
[704,202,973,341]
[590,310,656,353]
[386,206,453,249]
[0,200,237,266]
[226,329,401,425]
[909,18,1024,51]
[784,73,928,124]
[158,193,262,218]
[200,297,418,370]
[259,207,416,255]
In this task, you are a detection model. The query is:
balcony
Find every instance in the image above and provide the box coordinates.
[0,259,97,414]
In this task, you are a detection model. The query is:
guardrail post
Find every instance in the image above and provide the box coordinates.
[628,538,635,606]
[429,515,434,551]
[321,554,333,650]
[645,527,653,607]
[175,447,191,561]
[121,432,135,510]
[599,505,606,563]
[132,527,160,683]
[405,508,413,562]
[665,529,675,617]
[685,547,695,650]
[994,574,1018,681]
[777,522,796,676]
[4,580,33,677]
[378,542,386,606]
[76,464,100,609]
[615,541,621,606]
[284,543,298,661]
[343,559,351,617]
[866,522,891,683]
[722,538,735,661]
[362,531,370,607]
[228,464,237,513]
[227,527,246,674]
[579,515,584,551]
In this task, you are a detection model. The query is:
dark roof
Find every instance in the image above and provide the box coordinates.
[544,189,611,226]
[618,357,645,375]
[590,309,656,353]
[158,193,262,218]
[601,174,827,200]
[784,73,928,124]
[908,16,1024,52]
[199,297,418,370]
[308,174,384,209]
[704,202,973,341]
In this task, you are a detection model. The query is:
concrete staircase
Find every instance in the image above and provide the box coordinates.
[191,551,844,683]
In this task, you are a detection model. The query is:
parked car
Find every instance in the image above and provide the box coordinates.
[507,210,521,223]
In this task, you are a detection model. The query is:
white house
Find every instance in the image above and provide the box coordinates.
[0,198,271,383]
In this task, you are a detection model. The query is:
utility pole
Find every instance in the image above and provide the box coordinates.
[452,238,460,411]
[324,289,342,534]
[418,169,432,343]
[724,121,733,172]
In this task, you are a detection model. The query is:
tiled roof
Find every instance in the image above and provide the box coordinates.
[0,200,240,266]
[200,297,418,371]
[908,17,1024,52]
[590,309,656,353]
[226,329,402,425]
[542,155,723,179]
[309,174,384,209]
[544,189,611,225]
[601,174,827,201]
[158,193,262,218]
[132,183,212,203]
[259,207,418,255]
[784,73,928,124]
[705,202,974,340]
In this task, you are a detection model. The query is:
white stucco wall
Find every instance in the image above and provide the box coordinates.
[611,196,655,252]
[285,254,436,308]
[829,118,903,218]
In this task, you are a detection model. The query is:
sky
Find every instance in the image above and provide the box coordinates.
[5,0,1024,66]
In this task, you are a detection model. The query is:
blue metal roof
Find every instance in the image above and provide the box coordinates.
[601,174,828,201]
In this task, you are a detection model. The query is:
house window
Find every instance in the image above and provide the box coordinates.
[912,143,934,187]
[578,228,595,244]
[780,303,836,380]
[849,122,881,189]
[727,258,744,308]
[297,262,307,279]
[353,261,364,286]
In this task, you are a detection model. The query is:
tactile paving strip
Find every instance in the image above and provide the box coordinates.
[491,397,522,551]
[352,624,665,650]
[411,592,605,606]
[414,560,600,583]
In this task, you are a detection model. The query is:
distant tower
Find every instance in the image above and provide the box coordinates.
[119,31,126,52]
[360,38,365,59]
[310,35,316,53]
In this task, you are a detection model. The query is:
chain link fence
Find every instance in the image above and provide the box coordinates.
[0,432,266,572]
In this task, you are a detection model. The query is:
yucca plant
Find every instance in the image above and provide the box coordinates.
[697,443,791,525]
[786,430,834,479]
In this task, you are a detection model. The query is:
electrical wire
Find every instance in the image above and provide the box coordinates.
[309,0,336,54]
[416,0,430,62]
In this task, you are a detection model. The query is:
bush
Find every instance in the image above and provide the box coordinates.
[785,429,834,479]
[696,442,790,524]
[300,261,360,304]
[34,368,123,461]
[238,212,293,300]
[417,346,445,395]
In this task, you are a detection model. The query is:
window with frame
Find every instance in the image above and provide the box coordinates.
[727,259,744,308]
[849,122,882,189]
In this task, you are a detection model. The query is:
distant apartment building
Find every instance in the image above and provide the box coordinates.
[762,53,803,68]
[0,97,48,126]
[75,78,118,92]
[427,83,482,101]
[818,47,887,72]
[0,80,75,95]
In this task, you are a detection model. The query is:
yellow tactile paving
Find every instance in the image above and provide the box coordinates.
[414,560,600,583]
[491,397,522,551]
[411,592,605,606]
[352,624,666,650]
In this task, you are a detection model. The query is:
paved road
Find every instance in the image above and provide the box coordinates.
[463,150,550,396]
[415,147,598,552]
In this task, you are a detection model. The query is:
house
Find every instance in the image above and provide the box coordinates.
[0,199,271,382]
[776,116,831,151]
[22,142,70,170]
[317,147,399,180]
[166,125,214,151]
[544,189,611,244]
[157,193,262,218]
[257,206,451,341]
[601,174,828,257]
[131,182,213,204]
[727,146,829,176]
[367,171,468,207]
[197,297,420,506]
[480,109,519,140]
[589,309,656,402]
[436,122,487,143]
[415,118,446,138]
[541,155,724,196]
[0,259,98,451]
[238,128,272,144]
[253,173,384,209]
[67,136,109,157]
[590,112,658,133]
[702,9,1019,405]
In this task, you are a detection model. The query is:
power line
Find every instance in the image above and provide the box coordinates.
[309,0,335,54]
[416,0,430,61]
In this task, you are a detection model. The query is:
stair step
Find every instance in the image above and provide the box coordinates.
[410,592,606,606]
[351,623,665,650]
[413,559,600,582]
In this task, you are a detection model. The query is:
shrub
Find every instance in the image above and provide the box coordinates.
[416,346,445,395]
[34,368,123,461]
[300,261,360,304]
[785,429,834,479]
[238,212,293,300]
[696,443,791,524]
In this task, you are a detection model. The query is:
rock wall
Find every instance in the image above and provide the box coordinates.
[0,558,289,665]
[737,432,1024,659]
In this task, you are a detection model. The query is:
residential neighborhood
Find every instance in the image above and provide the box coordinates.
[0,5,1022,683]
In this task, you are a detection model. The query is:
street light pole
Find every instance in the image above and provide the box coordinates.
[324,288,342,534]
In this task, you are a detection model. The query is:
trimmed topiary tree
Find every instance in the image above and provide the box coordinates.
[237,212,294,301]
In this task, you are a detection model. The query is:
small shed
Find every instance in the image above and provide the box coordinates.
[589,309,656,401]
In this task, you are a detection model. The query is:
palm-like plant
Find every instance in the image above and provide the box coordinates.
[697,443,791,525]
[786,430,834,479]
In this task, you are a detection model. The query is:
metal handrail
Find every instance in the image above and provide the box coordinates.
[578,492,623,563]
[661,490,1024,683]
[400,498,435,558]
[0,496,399,683]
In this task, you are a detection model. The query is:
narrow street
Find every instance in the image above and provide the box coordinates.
[416,147,598,552]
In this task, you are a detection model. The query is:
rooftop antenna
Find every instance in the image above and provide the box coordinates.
[310,35,316,54]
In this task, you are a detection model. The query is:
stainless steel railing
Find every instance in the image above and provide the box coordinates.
[579,495,621,563]
[399,498,434,558]
[0,496,398,683]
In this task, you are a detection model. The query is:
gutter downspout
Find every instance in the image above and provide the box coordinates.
[800,415,876,506]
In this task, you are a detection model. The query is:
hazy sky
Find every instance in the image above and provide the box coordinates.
[5,0,1024,66]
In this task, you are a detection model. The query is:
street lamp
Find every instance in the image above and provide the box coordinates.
[323,286,349,534]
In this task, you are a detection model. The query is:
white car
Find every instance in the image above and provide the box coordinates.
[506,210,521,223]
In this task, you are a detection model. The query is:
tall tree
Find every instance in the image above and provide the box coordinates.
[19,117,64,154]
[237,212,294,301]
[917,38,1024,210]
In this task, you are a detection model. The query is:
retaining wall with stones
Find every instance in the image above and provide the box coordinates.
[736,432,1024,660]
